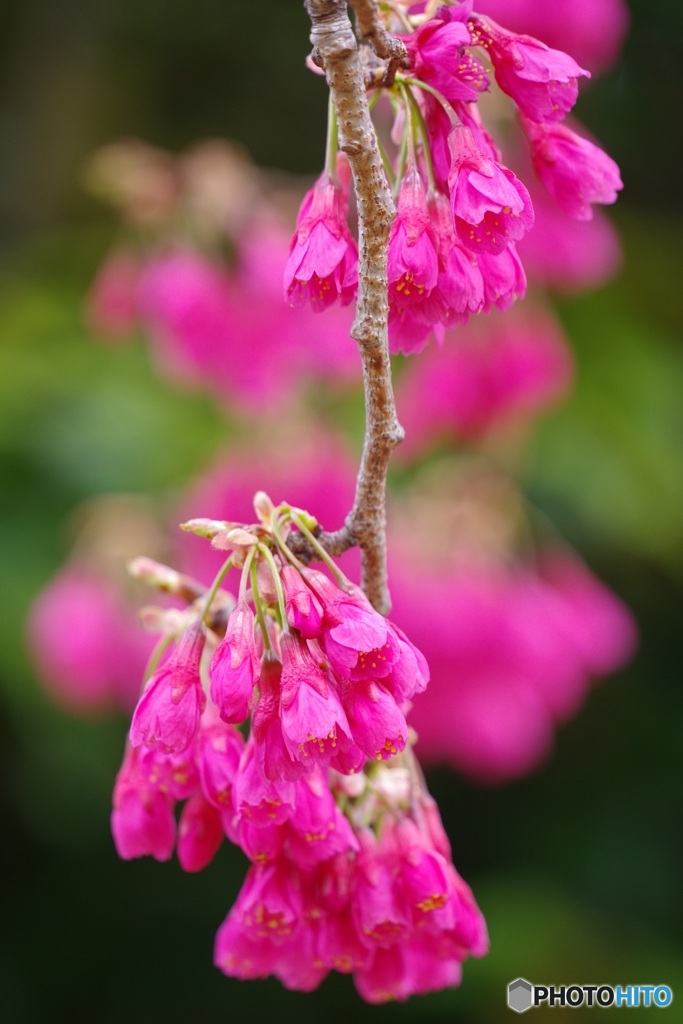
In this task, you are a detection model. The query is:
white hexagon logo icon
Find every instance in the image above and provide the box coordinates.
[508,978,533,1013]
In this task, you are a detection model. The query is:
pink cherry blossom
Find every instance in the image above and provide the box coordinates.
[284,170,358,311]
[448,125,534,255]
[342,681,408,762]
[111,745,176,861]
[479,242,527,312]
[129,623,206,754]
[196,713,244,810]
[472,15,590,123]
[523,117,623,220]
[279,632,353,768]
[387,167,440,353]
[177,791,224,872]
[209,600,259,723]
[281,565,323,638]
[403,2,489,106]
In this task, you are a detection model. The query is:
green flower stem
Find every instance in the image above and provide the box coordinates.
[201,554,235,625]
[403,83,437,190]
[397,74,459,127]
[257,543,289,629]
[289,510,348,585]
[324,93,339,176]
[250,555,272,650]
[142,633,175,685]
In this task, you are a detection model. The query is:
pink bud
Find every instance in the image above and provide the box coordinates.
[209,600,259,723]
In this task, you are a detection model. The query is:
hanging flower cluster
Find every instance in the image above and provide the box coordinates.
[112,494,487,1001]
[284,0,622,354]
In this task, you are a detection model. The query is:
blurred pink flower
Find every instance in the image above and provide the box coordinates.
[27,566,152,714]
[391,556,636,783]
[175,432,360,586]
[85,246,142,341]
[518,184,622,292]
[476,0,629,74]
[397,309,573,452]
[523,118,623,221]
[115,237,359,410]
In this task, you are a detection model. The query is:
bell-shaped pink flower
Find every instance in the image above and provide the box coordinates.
[477,0,629,75]
[177,790,224,872]
[383,623,430,704]
[231,860,303,945]
[317,581,399,681]
[518,185,622,292]
[111,746,176,861]
[196,713,244,810]
[388,167,440,354]
[286,769,359,868]
[209,600,259,723]
[317,908,370,974]
[232,737,297,827]
[236,817,284,865]
[523,118,623,221]
[448,125,534,255]
[473,16,590,123]
[129,622,207,754]
[251,654,305,782]
[403,2,488,106]
[137,743,199,801]
[395,819,455,933]
[343,681,407,762]
[279,633,353,767]
[352,830,410,947]
[214,916,276,980]
[283,170,358,311]
[479,243,527,313]
[354,944,411,1003]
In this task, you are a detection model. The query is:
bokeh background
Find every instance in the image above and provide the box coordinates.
[1,0,682,1020]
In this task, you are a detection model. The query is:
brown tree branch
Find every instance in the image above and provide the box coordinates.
[348,0,409,86]
[303,0,404,615]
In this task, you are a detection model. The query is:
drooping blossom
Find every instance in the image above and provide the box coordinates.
[518,183,622,292]
[130,622,207,754]
[397,309,573,450]
[403,2,489,105]
[109,490,486,999]
[27,565,152,713]
[387,166,440,353]
[470,15,590,124]
[284,167,358,311]
[522,117,623,221]
[448,125,535,256]
[476,0,629,74]
[390,535,636,783]
[209,599,260,723]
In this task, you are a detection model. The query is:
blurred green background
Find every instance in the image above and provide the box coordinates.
[1,1,682,1021]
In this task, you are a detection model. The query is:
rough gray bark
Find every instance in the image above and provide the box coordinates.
[304,0,404,615]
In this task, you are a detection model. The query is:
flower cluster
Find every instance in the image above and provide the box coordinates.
[285,0,622,354]
[112,495,487,1000]
[84,140,359,414]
